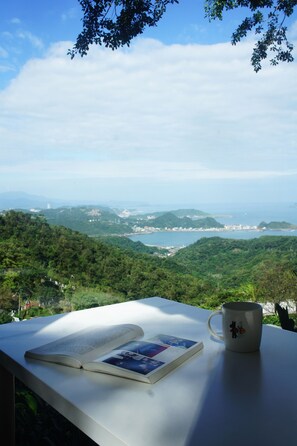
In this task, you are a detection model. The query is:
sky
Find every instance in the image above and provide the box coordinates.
[0,0,297,208]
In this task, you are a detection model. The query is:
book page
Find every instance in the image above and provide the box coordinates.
[85,334,202,380]
[147,334,197,362]
[102,350,165,376]
[25,324,144,365]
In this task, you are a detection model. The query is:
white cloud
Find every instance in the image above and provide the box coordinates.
[16,31,44,49]
[0,159,296,181]
[0,46,8,58]
[10,18,21,25]
[0,37,296,199]
[61,8,78,21]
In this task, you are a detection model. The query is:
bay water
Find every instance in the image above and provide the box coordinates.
[128,202,297,248]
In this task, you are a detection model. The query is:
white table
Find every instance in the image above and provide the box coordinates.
[0,297,297,446]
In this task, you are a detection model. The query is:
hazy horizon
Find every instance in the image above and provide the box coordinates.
[0,190,296,212]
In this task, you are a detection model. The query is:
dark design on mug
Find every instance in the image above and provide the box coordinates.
[230,321,246,339]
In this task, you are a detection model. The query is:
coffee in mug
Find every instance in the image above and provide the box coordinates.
[207,302,263,353]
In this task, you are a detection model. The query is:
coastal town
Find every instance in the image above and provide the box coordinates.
[131,223,260,234]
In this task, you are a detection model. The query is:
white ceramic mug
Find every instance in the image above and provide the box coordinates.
[207,302,263,353]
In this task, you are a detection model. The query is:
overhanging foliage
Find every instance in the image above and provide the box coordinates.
[69,0,296,71]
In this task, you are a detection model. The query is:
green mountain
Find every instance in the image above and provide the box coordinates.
[136,212,223,229]
[0,211,204,311]
[137,209,210,219]
[40,206,133,235]
[26,206,223,235]
[174,235,297,287]
[258,221,297,230]
[100,235,169,256]
[2,210,297,324]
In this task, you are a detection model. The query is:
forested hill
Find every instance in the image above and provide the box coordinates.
[174,236,297,289]
[41,206,133,235]
[0,211,204,307]
[32,206,223,236]
[1,211,297,322]
[146,212,223,229]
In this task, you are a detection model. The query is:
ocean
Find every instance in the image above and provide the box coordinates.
[128,202,297,248]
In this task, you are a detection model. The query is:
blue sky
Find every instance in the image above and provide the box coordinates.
[0,1,297,207]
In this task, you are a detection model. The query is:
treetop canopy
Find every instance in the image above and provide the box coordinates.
[69,0,297,71]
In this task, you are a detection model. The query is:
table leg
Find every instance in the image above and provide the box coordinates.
[0,364,15,446]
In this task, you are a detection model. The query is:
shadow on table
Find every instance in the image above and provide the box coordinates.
[186,349,264,446]
[185,341,297,446]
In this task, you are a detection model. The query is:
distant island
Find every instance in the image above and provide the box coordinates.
[258,221,297,230]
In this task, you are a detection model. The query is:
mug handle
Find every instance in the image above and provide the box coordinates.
[207,310,224,340]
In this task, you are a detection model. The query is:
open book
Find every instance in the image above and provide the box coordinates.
[25,324,203,384]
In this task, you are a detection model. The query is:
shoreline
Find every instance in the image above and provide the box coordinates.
[126,224,297,237]
[125,227,297,253]
[127,225,262,236]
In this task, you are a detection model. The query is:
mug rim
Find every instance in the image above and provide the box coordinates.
[222,301,262,312]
